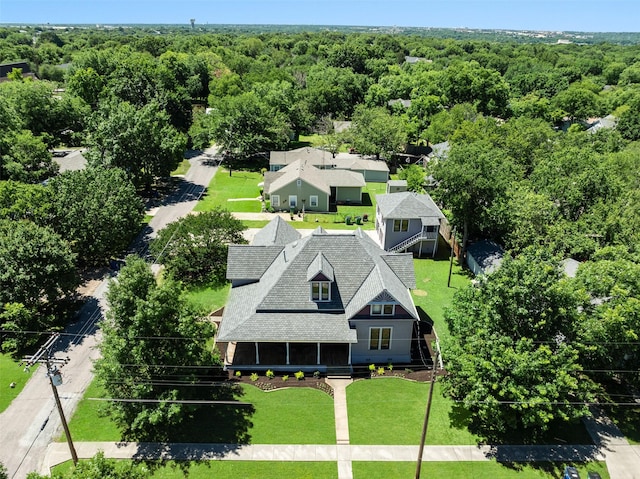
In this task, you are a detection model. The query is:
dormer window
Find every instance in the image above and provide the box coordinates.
[371,303,394,315]
[307,252,334,302]
[311,281,330,301]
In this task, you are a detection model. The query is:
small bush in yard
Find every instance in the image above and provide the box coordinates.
[313,370,321,379]
[266,369,275,379]
[377,367,386,376]
[250,372,259,382]
[235,370,242,378]
[387,363,393,371]
[369,363,376,372]
[282,375,289,382]
[295,370,305,380]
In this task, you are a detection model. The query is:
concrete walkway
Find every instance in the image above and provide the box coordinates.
[326,378,353,479]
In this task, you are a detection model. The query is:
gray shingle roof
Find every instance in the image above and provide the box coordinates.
[307,252,335,282]
[218,225,417,343]
[376,192,445,220]
[226,245,283,281]
[265,159,365,195]
[251,215,301,246]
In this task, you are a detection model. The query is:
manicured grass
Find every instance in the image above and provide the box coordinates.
[241,384,336,444]
[181,282,230,315]
[171,159,191,176]
[353,461,609,479]
[411,240,471,346]
[54,460,338,479]
[347,378,478,445]
[195,168,263,213]
[65,380,122,441]
[0,353,32,413]
[67,381,334,445]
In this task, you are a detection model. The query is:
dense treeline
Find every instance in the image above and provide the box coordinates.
[0,27,639,441]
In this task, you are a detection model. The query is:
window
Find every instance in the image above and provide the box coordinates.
[271,195,280,208]
[311,281,330,301]
[426,225,436,233]
[309,195,318,207]
[289,195,297,208]
[371,304,394,316]
[393,219,409,232]
[369,327,392,350]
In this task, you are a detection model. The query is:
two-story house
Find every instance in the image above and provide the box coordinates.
[216,217,419,372]
[375,191,445,257]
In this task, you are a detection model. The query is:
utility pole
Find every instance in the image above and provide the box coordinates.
[23,333,78,466]
[415,349,440,479]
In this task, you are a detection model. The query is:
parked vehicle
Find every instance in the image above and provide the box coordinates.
[586,472,602,479]
[563,466,581,479]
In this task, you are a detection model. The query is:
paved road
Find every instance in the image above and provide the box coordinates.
[0,150,218,479]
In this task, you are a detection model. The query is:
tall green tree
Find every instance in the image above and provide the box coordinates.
[48,167,144,265]
[443,249,593,442]
[349,105,407,160]
[94,256,218,442]
[150,208,246,285]
[1,130,58,183]
[85,100,186,188]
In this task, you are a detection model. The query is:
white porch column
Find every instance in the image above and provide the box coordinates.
[348,343,352,365]
[286,343,290,365]
[255,342,260,365]
[317,343,321,365]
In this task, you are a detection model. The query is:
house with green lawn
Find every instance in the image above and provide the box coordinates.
[269,147,389,183]
[216,217,420,372]
[263,158,365,212]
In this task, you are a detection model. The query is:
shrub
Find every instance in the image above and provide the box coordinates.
[266,369,275,379]
[235,370,242,378]
[313,370,321,379]
[282,375,289,382]
[387,363,393,371]
[369,363,376,372]
[295,370,305,380]
[250,372,259,382]
[377,367,386,376]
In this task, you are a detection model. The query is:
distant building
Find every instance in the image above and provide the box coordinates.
[0,61,37,82]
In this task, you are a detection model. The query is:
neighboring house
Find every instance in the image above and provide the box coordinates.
[376,191,445,257]
[466,240,504,276]
[269,147,389,182]
[52,149,87,173]
[263,158,365,212]
[217,217,419,371]
[388,98,412,108]
[586,114,617,134]
[0,61,37,82]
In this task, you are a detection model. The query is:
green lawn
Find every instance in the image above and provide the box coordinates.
[241,384,335,444]
[353,461,610,479]
[54,460,337,479]
[195,168,263,213]
[65,380,122,441]
[411,241,471,346]
[347,378,478,445]
[181,282,230,315]
[0,353,32,413]
[171,159,191,176]
[67,381,334,445]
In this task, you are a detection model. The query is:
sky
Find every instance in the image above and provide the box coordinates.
[0,0,638,33]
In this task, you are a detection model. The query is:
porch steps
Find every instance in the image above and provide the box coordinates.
[326,366,353,378]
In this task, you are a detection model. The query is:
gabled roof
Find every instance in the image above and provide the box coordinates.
[376,192,445,221]
[264,158,365,195]
[226,245,283,281]
[251,215,301,246]
[218,218,418,343]
[269,147,389,173]
[467,240,504,274]
[307,252,335,282]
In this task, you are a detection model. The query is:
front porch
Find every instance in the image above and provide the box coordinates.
[220,341,352,372]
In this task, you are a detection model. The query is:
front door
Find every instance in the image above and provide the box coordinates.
[289,195,297,208]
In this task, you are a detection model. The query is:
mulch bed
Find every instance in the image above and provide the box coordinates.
[226,367,435,396]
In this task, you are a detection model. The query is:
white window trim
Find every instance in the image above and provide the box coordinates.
[369,326,392,350]
[271,195,280,208]
[309,195,318,207]
[393,219,409,232]
[371,303,395,316]
[310,281,331,302]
